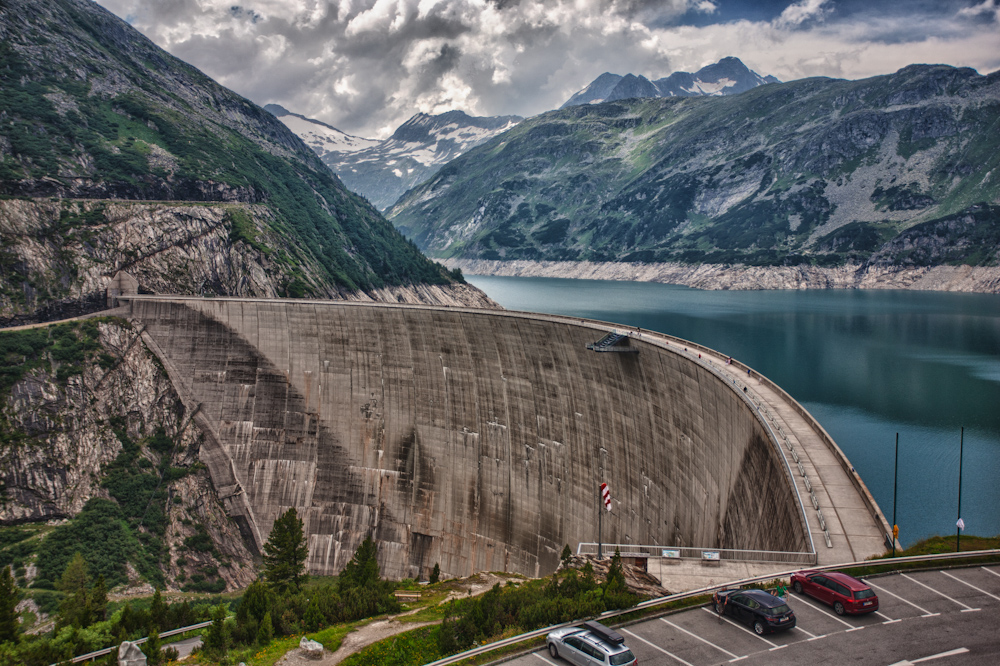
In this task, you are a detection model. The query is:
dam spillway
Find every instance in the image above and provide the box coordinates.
[126,296,828,580]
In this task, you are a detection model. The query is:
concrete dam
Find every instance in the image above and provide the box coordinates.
[124,296,889,581]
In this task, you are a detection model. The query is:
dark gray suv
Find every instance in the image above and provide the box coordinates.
[546,620,638,666]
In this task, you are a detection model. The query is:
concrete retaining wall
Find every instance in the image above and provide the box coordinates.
[130,297,809,580]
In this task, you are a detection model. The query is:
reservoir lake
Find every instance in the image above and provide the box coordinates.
[468,275,1000,548]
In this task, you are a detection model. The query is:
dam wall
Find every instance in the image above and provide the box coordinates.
[128,297,810,580]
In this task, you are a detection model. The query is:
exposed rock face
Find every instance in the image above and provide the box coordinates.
[0,318,255,591]
[447,258,1000,293]
[0,199,498,327]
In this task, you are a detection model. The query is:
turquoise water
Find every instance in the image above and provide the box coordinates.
[468,275,1000,547]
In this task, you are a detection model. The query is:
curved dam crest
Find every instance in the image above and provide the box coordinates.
[128,297,811,580]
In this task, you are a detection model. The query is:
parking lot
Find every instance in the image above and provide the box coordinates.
[504,566,1000,665]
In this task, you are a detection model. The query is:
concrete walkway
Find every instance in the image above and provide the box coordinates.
[626,327,892,589]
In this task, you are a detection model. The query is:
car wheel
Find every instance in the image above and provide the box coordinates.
[793,581,803,594]
[753,619,766,635]
[548,643,559,659]
[834,601,845,616]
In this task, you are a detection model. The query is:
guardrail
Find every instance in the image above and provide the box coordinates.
[423,549,1000,666]
[576,543,817,565]
[58,620,213,664]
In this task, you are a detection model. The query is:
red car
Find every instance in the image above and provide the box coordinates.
[790,570,879,615]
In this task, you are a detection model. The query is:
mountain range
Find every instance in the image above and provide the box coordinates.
[561,57,780,107]
[267,106,521,211]
[387,64,1000,278]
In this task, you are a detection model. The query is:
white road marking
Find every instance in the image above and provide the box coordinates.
[940,570,1000,602]
[789,594,855,628]
[980,566,1000,580]
[622,628,695,666]
[900,573,979,611]
[866,581,939,617]
[533,652,559,665]
[875,610,898,623]
[660,617,741,659]
[697,607,777,646]
[888,647,970,665]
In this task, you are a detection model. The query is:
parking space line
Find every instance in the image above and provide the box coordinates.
[789,595,856,628]
[806,634,829,641]
[875,611,898,623]
[791,624,818,638]
[900,573,979,611]
[622,628,695,666]
[939,570,1000,602]
[866,581,939,617]
[982,566,1000,579]
[533,652,559,665]
[660,617,741,658]
[697,608,778,646]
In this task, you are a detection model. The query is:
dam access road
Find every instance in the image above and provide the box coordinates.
[119,294,890,588]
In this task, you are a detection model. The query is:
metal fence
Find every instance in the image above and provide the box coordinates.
[576,542,818,565]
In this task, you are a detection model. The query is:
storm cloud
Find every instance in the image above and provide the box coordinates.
[98,0,1000,137]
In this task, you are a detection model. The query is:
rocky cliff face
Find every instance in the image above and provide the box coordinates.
[0,318,256,592]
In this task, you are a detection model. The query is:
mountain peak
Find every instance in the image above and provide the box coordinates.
[563,57,778,107]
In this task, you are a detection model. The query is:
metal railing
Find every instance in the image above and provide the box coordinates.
[423,549,1000,666]
[58,620,213,664]
[576,543,818,565]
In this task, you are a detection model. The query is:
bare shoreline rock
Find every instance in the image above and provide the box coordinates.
[446,259,1000,294]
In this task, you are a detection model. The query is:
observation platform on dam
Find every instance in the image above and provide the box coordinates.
[117,294,892,589]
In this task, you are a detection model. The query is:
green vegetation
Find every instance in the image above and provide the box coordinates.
[262,508,308,594]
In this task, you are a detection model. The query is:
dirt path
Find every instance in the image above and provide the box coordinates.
[275,618,435,666]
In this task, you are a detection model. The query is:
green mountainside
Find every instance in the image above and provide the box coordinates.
[388,66,1000,270]
[0,0,458,322]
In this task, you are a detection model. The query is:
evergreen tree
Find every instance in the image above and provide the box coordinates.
[57,553,92,629]
[0,565,21,643]
[262,508,308,593]
[145,628,163,666]
[429,562,441,584]
[236,578,273,625]
[90,575,108,624]
[201,604,231,659]
[149,588,168,630]
[256,611,274,647]
[560,544,573,565]
[604,549,627,595]
[339,536,380,590]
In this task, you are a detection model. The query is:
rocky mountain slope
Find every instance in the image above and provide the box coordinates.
[560,57,779,107]
[269,106,522,210]
[388,65,1000,289]
[0,0,485,326]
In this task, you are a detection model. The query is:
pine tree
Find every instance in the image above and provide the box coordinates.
[57,553,92,629]
[256,611,274,647]
[90,574,108,624]
[0,565,21,643]
[149,588,167,630]
[429,562,441,584]
[145,628,163,666]
[339,536,380,590]
[262,508,308,593]
[560,544,572,564]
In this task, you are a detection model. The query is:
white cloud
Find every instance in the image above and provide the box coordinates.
[958,0,1000,21]
[775,0,831,29]
[96,0,1000,138]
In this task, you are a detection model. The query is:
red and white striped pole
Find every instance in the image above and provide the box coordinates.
[599,482,610,559]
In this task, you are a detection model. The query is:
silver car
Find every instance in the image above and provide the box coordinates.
[546,620,638,666]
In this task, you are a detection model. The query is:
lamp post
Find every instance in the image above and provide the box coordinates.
[892,432,899,557]
[956,427,964,553]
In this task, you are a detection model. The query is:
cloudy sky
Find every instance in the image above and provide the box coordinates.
[98,0,1000,138]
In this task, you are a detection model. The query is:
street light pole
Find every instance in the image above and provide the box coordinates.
[956,426,964,553]
[892,432,899,557]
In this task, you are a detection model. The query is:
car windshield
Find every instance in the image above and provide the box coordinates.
[854,589,876,599]
[764,604,791,616]
[610,650,635,665]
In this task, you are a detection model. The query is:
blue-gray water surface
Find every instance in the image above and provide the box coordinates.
[468,275,1000,548]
